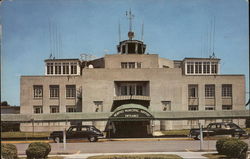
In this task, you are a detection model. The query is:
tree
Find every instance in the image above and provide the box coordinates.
[0,101,9,106]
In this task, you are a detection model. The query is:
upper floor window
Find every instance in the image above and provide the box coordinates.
[33,106,43,114]
[50,105,59,113]
[71,62,77,74]
[66,85,76,98]
[33,85,43,98]
[222,84,232,97]
[66,105,77,113]
[188,85,198,98]
[187,62,194,74]
[50,85,59,98]
[63,63,69,74]
[205,85,215,98]
[211,62,218,74]
[203,62,210,74]
[188,105,198,111]
[121,62,141,69]
[119,84,144,96]
[47,63,53,74]
[195,62,202,74]
[55,63,61,74]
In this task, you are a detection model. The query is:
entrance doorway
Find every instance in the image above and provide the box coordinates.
[109,120,151,138]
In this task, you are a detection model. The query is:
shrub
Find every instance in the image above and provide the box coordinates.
[26,142,51,159]
[216,137,238,154]
[1,143,18,159]
[221,139,248,159]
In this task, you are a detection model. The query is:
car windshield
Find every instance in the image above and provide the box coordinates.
[228,123,240,129]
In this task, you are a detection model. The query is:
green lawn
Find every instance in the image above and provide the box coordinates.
[160,129,190,136]
[203,153,230,159]
[1,132,51,138]
[87,154,183,159]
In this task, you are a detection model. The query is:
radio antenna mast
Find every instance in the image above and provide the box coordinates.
[141,21,144,41]
[126,9,135,40]
[118,20,121,42]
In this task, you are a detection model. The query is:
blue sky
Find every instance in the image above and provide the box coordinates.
[1,0,249,106]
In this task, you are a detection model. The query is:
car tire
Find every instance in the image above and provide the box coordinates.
[194,135,200,140]
[54,137,61,143]
[88,136,97,142]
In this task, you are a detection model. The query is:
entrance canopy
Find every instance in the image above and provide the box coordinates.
[109,104,154,121]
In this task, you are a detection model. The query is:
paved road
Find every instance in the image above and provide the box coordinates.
[14,139,222,155]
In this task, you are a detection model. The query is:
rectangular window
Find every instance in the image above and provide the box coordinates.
[195,62,202,74]
[66,85,76,98]
[121,85,128,95]
[203,62,210,74]
[188,105,198,111]
[63,63,69,74]
[137,62,142,68]
[50,85,59,98]
[136,85,143,95]
[222,84,232,97]
[205,85,215,98]
[205,106,215,111]
[66,105,77,113]
[47,63,53,74]
[129,85,135,95]
[222,105,232,110]
[128,62,135,68]
[188,85,198,98]
[187,62,194,74]
[211,62,217,74]
[71,62,77,74]
[121,62,128,68]
[162,101,171,111]
[33,85,43,98]
[94,101,103,112]
[50,105,59,113]
[55,63,61,74]
[33,106,43,114]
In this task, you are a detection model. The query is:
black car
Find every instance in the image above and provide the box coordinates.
[189,122,248,140]
[50,125,104,142]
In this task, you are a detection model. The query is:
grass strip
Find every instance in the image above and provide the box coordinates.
[1,132,50,138]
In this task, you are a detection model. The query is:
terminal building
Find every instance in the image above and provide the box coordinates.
[20,14,246,137]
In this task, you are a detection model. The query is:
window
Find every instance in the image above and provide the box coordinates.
[205,106,215,111]
[121,85,128,95]
[66,105,77,112]
[50,105,59,113]
[55,63,61,74]
[137,62,142,68]
[162,101,171,111]
[195,62,202,74]
[66,85,76,98]
[50,85,59,98]
[188,85,198,98]
[33,85,43,98]
[129,85,135,95]
[222,84,232,97]
[94,101,103,112]
[128,62,135,68]
[188,105,198,111]
[121,62,128,68]
[203,62,210,74]
[63,63,69,74]
[187,62,194,74]
[136,85,143,95]
[222,105,232,110]
[211,62,217,74]
[71,62,77,74]
[33,106,43,114]
[47,63,53,74]
[205,85,215,98]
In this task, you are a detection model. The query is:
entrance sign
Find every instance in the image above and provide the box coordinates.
[112,108,152,118]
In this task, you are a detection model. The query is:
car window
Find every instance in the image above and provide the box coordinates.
[221,124,227,129]
[71,127,77,132]
[81,127,88,131]
[216,124,221,128]
[210,124,216,129]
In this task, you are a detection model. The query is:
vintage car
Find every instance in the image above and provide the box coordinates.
[50,125,104,142]
[189,122,248,140]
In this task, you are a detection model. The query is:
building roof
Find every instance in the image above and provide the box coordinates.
[183,57,221,61]
[44,58,80,62]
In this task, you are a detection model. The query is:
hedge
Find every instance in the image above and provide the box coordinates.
[26,142,51,159]
[1,143,18,159]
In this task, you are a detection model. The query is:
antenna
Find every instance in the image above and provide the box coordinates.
[141,21,144,41]
[212,16,216,55]
[126,9,135,40]
[118,20,121,42]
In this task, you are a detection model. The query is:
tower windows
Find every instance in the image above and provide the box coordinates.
[50,85,59,98]
[205,85,215,98]
[188,85,198,98]
[66,85,76,98]
[222,84,232,97]
[33,85,43,98]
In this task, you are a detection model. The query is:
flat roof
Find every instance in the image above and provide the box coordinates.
[184,57,220,60]
[44,58,80,62]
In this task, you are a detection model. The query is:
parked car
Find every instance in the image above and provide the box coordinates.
[50,125,104,142]
[189,122,248,140]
